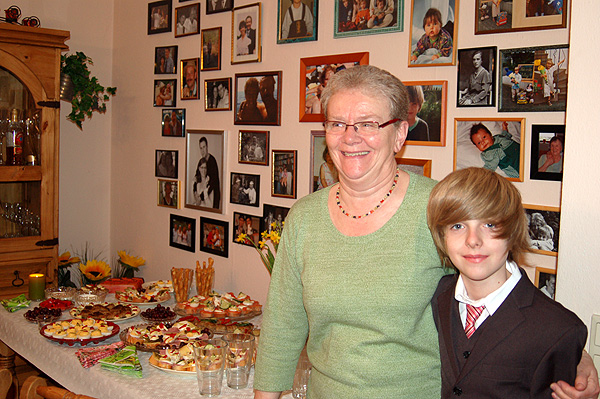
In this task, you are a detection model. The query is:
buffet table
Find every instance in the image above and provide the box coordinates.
[0,295,288,399]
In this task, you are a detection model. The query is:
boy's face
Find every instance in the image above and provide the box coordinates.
[424,17,441,39]
[377,0,385,8]
[471,129,493,152]
[445,220,510,298]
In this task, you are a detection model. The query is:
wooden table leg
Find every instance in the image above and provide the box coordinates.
[0,341,18,399]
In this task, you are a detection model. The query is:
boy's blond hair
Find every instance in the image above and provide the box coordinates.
[427,167,530,269]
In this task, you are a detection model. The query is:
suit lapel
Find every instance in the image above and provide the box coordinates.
[436,280,462,381]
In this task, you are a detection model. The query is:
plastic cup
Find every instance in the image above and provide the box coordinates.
[192,339,227,397]
[222,333,255,389]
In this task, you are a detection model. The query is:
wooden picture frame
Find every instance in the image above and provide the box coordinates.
[154,79,177,107]
[310,130,339,193]
[499,45,569,112]
[530,124,565,182]
[200,217,229,258]
[524,204,560,256]
[154,45,177,74]
[161,109,185,137]
[454,118,525,181]
[205,78,232,111]
[170,214,195,253]
[234,71,282,125]
[233,212,261,247]
[155,150,178,179]
[180,58,199,100]
[476,0,567,35]
[148,0,172,35]
[535,267,557,300]
[207,0,234,14]
[230,172,260,207]
[395,157,432,177]
[403,80,447,146]
[299,52,369,122]
[457,46,496,108]
[175,3,200,38]
[185,130,225,214]
[201,27,222,71]
[409,0,459,67]
[334,0,403,38]
[272,150,297,199]
[277,0,318,44]
[232,3,262,64]
[239,130,269,165]
[261,204,290,234]
[158,179,180,208]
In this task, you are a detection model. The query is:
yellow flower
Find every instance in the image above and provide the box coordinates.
[117,250,146,269]
[236,233,248,243]
[534,59,541,67]
[79,260,111,281]
[58,251,80,267]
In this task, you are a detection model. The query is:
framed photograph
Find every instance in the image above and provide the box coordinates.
[530,124,565,181]
[277,0,318,44]
[409,0,458,67]
[234,71,282,125]
[155,150,178,179]
[403,81,447,145]
[158,179,180,208]
[457,47,496,107]
[454,118,525,181]
[395,157,432,177]
[162,109,185,137]
[310,130,339,193]
[148,0,172,35]
[233,212,261,246]
[170,214,195,253]
[239,130,269,165]
[261,204,290,234]
[334,0,403,38]
[185,130,225,213]
[524,204,561,256]
[300,52,369,122]
[200,217,229,258]
[272,150,297,199]
[154,46,177,74]
[154,79,177,107]
[535,267,557,300]
[499,45,569,112]
[175,3,200,38]
[201,27,222,71]
[476,0,567,35]
[180,58,199,100]
[207,0,233,14]
[205,78,232,111]
[230,172,260,207]
[232,3,262,64]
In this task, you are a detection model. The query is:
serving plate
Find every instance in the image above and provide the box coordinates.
[174,304,261,321]
[148,359,196,375]
[70,302,141,321]
[142,280,174,292]
[120,322,213,353]
[40,320,120,346]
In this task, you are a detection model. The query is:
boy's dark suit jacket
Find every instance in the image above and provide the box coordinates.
[432,269,587,399]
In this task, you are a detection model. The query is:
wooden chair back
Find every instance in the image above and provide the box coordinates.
[0,368,13,399]
[20,376,97,399]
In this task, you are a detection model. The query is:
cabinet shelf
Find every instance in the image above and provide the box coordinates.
[0,166,42,182]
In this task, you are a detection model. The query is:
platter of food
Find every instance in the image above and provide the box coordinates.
[148,359,196,375]
[40,319,120,346]
[174,291,262,320]
[142,280,173,292]
[39,298,73,310]
[140,304,177,323]
[116,287,171,305]
[178,315,258,335]
[148,343,198,374]
[24,306,62,323]
[70,302,141,321]
[120,320,213,352]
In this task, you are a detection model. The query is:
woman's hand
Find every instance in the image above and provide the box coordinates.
[551,351,600,399]
[539,151,561,172]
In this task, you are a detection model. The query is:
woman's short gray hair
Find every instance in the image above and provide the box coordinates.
[321,65,408,122]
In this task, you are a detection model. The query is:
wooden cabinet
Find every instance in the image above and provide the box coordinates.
[0,24,69,299]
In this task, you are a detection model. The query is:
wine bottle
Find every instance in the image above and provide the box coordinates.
[6,109,23,165]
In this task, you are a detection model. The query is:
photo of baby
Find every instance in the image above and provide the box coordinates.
[409,0,456,66]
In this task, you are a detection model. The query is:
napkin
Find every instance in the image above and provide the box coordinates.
[1,294,30,312]
[99,345,143,378]
[75,341,126,368]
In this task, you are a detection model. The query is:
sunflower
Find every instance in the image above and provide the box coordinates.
[58,251,80,267]
[117,250,146,269]
[79,260,111,281]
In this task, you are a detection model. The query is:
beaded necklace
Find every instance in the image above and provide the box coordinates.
[336,167,400,219]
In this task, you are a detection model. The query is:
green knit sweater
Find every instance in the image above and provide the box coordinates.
[254,172,446,398]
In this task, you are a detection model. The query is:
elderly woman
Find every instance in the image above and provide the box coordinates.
[459,50,491,105]
[253,65,598,399]
[539,135,564,173]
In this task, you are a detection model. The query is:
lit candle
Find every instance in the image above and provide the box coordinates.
[29,273,45,301]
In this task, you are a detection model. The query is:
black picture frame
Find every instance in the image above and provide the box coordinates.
[154,79,177,107]
[161,109,185,137]
[233,211,261,247]
[200,217,229,257]
[457,46,497,108]
[175,3,200,38]
[234,71,282,126]
[261,204,289,235]
[207,0,234,14]
[148,0,172,35]
[170,214,196,252]
[530,124,565,181]
[155,150,178,179]
[154,45,178,74]
[230,172,260,207]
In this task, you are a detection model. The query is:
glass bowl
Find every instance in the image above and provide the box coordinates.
[45,286,76,301]
[75,292,101,306]
[79,286,108,302]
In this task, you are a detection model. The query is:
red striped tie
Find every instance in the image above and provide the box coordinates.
[465,304,485,338]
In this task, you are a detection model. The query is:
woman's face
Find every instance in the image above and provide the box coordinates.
[199,163,208,177]
[472,53,483,69]
[325,89,407,184]
[550,140,563,157]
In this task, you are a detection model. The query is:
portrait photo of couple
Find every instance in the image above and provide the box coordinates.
[186,130,224,213]
[235,72,282,125]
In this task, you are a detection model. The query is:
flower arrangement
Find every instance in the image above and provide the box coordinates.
[236,222,283,275]
[57,251,80,288]
[79,259,111,285]
[114,250,146,278]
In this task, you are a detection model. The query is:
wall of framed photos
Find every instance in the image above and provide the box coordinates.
[13,1,600,322]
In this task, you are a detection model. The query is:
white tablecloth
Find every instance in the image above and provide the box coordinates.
[0,296,291,399]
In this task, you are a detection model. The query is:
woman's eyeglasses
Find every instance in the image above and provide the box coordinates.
[323,119,400,135]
